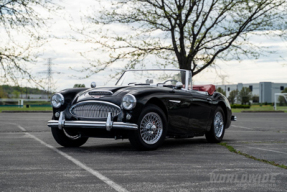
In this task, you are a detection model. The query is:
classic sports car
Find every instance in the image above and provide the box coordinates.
[48,69,236,150]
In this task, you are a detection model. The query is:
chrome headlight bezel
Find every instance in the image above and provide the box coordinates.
[51,93,65,108]
[122,94,136,110]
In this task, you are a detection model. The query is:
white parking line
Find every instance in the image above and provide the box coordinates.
[231,125,252,130]
[248,146,287,155]
[18,125,27,132]
[17,125,129,192]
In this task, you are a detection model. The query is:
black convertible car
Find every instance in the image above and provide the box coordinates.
[48,69,236,150]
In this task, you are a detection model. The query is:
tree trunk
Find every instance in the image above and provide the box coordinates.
[178,54,192,71]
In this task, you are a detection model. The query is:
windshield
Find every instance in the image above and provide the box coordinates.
[116,70,192,90]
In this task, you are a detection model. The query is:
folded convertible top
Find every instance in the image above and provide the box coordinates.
[193,84,216,95]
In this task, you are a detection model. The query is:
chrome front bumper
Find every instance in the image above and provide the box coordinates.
[47,112,138,131]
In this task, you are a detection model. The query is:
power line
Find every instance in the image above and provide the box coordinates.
[38,58,62,95]
[218,75,229,85]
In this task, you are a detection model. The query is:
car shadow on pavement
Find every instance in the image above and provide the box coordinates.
[57,137,229,155]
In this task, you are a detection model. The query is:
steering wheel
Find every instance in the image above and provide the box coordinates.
[163,79,178,85]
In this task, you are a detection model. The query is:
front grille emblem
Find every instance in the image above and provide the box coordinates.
[91,95,103,99]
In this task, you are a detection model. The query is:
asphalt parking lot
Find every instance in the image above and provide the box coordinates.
[0,113,287,192]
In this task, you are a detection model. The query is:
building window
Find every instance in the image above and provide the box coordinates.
[252,95,259,103]
[280,86,284,91]
[249,85,253,92]
[228,87,230,91]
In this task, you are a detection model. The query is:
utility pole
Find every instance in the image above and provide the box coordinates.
[219,75,228,85]
[38,58,61,98]
[47,58,52,95]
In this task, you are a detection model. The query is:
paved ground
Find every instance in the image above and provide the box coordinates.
[0,113,286,192]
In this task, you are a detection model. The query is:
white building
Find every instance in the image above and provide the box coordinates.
[216,82,287,103]
[8,94,50,99]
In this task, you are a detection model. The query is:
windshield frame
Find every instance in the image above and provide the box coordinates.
[115,69,192,91]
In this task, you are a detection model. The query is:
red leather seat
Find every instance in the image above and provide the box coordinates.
[193,84,216,95]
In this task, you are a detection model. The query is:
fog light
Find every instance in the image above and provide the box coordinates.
[55,112,60,118]
[126,113,132,120]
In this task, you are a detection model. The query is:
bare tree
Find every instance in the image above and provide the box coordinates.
[74,0,287,77]
[0,0,56,84]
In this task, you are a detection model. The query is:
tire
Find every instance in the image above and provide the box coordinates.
[129,104,167,150]
[51,127,88,147]
[205,107,225,143]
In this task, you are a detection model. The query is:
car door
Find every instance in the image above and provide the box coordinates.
[165,90,193,136]
[187,91,212,135]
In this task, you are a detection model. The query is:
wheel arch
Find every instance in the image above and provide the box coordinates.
[145,98,168,121]
[218,101,228,126]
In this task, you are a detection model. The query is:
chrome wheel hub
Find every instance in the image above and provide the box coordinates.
[214,111,224,138]
[146,123,157,134]
[140,112,163,145]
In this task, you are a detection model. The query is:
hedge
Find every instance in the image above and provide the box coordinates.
[231,104,250,109]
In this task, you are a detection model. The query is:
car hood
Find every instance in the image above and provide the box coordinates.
[71,85,167,106]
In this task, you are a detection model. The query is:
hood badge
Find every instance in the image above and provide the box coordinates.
[89,91,113,98]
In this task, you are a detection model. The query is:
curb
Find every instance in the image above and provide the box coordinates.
[1,111,52,113]
[241,111,285,113]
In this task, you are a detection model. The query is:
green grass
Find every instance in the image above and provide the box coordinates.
[220,142,287,169]
[232,104,287,113]
[0,106,52,112]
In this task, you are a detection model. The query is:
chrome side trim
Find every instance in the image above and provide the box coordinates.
[194,91,209,95]
[169,100,181,103]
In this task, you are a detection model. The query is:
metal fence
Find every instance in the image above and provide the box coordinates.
[0,99,51,108]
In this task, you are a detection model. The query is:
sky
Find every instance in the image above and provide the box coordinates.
[6,0,287,92]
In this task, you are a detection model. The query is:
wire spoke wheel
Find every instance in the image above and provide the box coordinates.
[140,112,163,145]
[214,111,224,138]
[205,107,225,143]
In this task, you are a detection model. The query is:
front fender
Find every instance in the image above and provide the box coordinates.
[125,94,168,125]
[52,88,88,120]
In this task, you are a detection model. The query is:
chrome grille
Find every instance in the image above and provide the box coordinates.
[70,101,121,119]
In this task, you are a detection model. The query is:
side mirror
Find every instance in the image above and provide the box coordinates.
[91,82,96,88]
[175,82,183,89]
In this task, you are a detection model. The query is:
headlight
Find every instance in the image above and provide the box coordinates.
[122,94,136,110]
[51,93,64,108]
